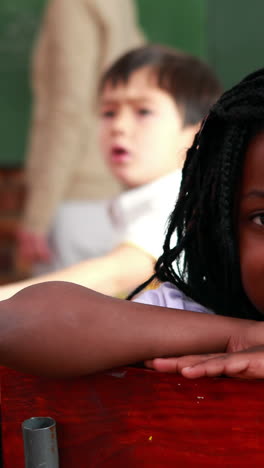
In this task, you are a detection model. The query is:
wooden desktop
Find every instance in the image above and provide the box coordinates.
[1,366,263,467]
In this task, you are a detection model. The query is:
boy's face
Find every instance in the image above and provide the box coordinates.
[239,131,264,314]
[98,67,196,188]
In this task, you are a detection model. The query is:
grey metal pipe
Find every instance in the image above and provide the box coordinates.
[22,416,59,468]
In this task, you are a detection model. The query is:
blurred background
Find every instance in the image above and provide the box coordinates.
[1,0,264,168]
[0,0,263,283]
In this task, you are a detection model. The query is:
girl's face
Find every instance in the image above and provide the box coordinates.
[239,131,264,314]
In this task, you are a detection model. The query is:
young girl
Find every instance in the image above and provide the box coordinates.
[0,68,264,379]
[142,67,264,378]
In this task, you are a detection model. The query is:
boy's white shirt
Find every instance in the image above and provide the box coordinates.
[44,169,181,274]
[45,169,182,273]
[0,170,183,299]
[109,169,182,259]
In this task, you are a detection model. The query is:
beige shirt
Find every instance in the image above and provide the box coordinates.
[22,0,145,234]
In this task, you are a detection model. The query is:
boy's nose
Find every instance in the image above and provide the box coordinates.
[111,110,133,135]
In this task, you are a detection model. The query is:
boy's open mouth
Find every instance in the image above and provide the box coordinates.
[111,146,131,163]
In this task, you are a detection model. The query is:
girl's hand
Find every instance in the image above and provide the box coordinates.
[145,346,264,379]
[145,320,264,378]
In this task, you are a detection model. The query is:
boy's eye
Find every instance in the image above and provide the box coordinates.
[101,110,115,118]
[252,214,264,226]
[137,108,152,116]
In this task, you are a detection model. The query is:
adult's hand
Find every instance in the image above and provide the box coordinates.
[16,228,52,267]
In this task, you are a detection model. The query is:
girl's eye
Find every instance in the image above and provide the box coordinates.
[101,110,115,118]
[137,108,152,116]
[252,213,264,226]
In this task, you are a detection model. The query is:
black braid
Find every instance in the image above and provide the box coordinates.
[129,68,264,320]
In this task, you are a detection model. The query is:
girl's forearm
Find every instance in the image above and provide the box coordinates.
[0,281,255,377]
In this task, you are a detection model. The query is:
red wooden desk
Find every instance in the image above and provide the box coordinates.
[1,366,264,467]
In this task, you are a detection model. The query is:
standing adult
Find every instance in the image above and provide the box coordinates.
[17,0,145,272]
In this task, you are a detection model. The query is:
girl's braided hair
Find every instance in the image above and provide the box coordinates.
[129,69,264,321]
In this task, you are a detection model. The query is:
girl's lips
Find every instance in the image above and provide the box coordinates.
[110,146,131,163]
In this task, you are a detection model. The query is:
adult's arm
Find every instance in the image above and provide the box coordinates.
[91,0,145,69]
[0,281,259,377]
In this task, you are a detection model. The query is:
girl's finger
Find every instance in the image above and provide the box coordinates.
[145,353,224,373]
[181,355,249,379]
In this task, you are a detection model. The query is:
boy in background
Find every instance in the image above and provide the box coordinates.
[1,44,222,299]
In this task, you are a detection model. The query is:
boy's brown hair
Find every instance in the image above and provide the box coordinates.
[99,44,222,127]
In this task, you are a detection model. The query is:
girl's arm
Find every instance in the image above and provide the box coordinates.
[0,281,260,377]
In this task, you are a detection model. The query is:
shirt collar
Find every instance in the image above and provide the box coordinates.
[109,170,182,227]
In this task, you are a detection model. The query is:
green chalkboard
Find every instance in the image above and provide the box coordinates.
[136,0,207,59]
[0,0,46,167]
[208,0,264,88]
